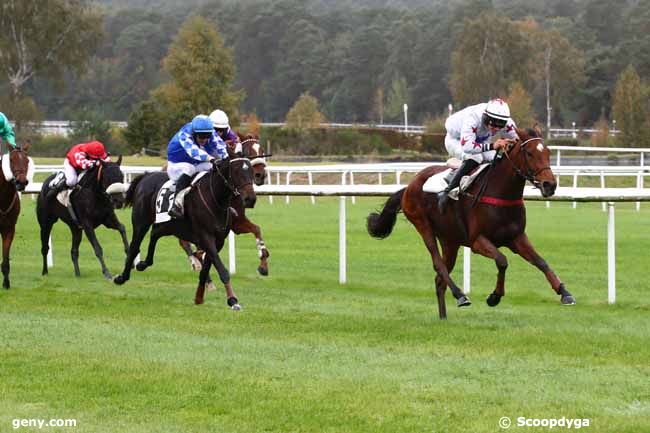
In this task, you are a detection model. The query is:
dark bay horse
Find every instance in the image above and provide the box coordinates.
[367,127,575,319]
[37,157,129,279]
[0,145,30,288]
[114,148,256,309]
[179,134,272,276]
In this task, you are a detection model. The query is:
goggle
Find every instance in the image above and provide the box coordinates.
[486,117,507,129]
[195,132,212,140]
[214,127,228,135]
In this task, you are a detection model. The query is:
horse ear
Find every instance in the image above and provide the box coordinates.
[533,124,543,137]
[116,155,123,165]
[22,140,31,153]
[515,127,526,140]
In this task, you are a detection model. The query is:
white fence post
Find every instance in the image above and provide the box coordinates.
[607,202,616,304]
[228,231,236,274]
[463,247,471,294]
[339,195,346,284]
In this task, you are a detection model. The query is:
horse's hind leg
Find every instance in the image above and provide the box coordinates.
[69,225,83,277]
[39,219,56,276]
[194,260,212,305]
[435,241,461,319]
[509,233,576,305]
[413,222,469,319]
[1,228,15,289]
[470,235,508,307]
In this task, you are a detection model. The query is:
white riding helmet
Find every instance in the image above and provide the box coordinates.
[209,109,230,129]
[484,98,510,121]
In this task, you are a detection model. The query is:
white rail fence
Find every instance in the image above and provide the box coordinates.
[22,180,650,305]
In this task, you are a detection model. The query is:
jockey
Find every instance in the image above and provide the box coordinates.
[209,109,239,149]
[47,140,111,200]
[0,111,17,150]
[437,98,519,214]
[167,114,228,218]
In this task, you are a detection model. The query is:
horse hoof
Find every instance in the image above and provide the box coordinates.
[103,272,112,280]
[194,298,204,305]
[257,266,268,276]
[113,275,126,285]
[486,293,502,307]
[457,295,471,307]
[3,282,9,290]
[227,297,241,310]
[561,295,576,305]
[135,262,148,272]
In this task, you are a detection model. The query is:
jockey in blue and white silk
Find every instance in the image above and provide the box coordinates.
[166,115,228,185]
[166,114,228,218]
[444,99,519,165]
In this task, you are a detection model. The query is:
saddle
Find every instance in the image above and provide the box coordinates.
[422,160,490,198]
[154,172,208,224]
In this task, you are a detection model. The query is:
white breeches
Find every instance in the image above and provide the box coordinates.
[167,161,212,187]
[63,159,78,187]
[444,134,497,164]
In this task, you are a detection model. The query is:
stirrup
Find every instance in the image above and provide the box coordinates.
[168,204,184,219]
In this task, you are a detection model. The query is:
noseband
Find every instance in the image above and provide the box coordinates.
[503,137,553,188]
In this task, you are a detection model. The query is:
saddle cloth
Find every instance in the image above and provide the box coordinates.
[48,171,88,207]
[422,161,490,199]
[154,172,208,224]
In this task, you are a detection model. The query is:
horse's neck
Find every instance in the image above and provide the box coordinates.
[484,156,526,200]
[0,176,16,207]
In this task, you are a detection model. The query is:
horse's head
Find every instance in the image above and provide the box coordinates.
[226,144,256,208]
[509,127,556,197]
[239,133,268,186]
[99,155,127,208]
[9,145,30,192]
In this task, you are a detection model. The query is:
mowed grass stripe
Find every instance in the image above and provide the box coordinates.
[0,198,648,432]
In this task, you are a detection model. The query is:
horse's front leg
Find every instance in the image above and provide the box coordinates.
[104,212,129,257]
[82,225,112,279]
[198,235,240,310]
[178,239,202,271]
[470,235,508,307]
[232,215,269,276]
[509,233,576,305]
[69,225,83,277]
[1,228,15,289]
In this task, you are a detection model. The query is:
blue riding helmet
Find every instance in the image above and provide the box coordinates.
[191,115,214,134]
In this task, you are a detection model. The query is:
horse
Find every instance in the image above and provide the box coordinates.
[113,146,256,309]
[0,144,30,289]
[367,127,575,319]
[178,133,272,276]
[37,157,129,279]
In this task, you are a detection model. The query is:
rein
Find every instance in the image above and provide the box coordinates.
[0,191,18,216]
[502,137,552,187]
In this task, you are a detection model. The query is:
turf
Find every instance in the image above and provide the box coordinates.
[0,197,648,432]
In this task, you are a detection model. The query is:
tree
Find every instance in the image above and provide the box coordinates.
[285,92,325,131]
[150,15,243,142]
[0,0,102,98]
[123,100,162,153]
[612,65,649,147]
[506,82,536,128]
[384,75,410,123]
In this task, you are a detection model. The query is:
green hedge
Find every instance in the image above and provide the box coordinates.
[258,126,446,158]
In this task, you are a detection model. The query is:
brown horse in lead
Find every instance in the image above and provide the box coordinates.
[367,127,575,319]
[0,145,30,289]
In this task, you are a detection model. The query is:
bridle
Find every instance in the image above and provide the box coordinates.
[502,137,553,189]
[0,147,28,216]
[240,138,271,167]
[196,156,253,226]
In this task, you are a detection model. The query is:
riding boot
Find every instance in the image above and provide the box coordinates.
[437,159,479,214]
[46,177,68,201]
[169,174,193,219]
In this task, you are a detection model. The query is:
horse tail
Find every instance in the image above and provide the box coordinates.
[124,174,146,208]
[367,188,405,239]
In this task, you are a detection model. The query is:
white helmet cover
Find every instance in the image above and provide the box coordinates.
[485,98,510,121]
[209,109,230,128]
